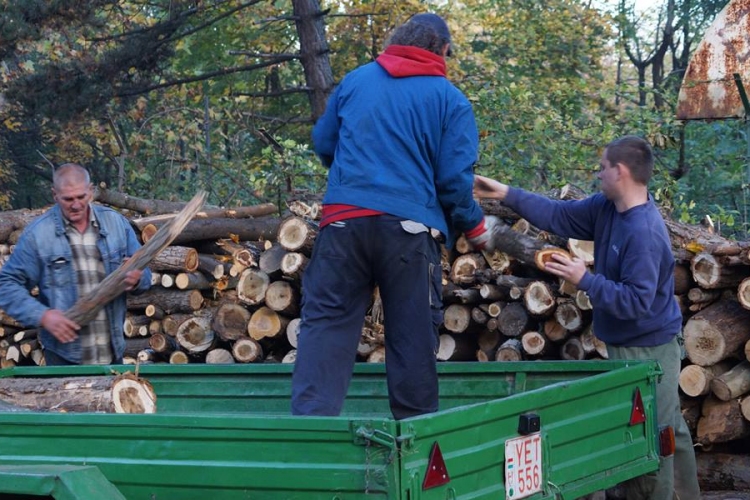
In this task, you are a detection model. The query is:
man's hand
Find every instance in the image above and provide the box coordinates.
[123,269,143,292]
[40,309,80,343]
[473,175,509,201]
[542,252,587,285]
[466,216,499,252]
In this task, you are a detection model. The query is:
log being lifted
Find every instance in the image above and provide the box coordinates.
[0,372,156,413]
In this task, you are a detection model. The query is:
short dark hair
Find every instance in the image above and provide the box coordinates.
[605,135,654,184]
[385,13,452,57]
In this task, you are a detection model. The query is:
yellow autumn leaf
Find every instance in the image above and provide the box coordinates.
[684,242,704,254]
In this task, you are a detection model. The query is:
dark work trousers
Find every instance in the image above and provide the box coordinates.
[290,215,442,420]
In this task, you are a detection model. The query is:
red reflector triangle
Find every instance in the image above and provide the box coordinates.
[422,442,451,490]
[630,388,646,425]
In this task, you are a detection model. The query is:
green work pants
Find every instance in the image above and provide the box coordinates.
[607,335,701,500]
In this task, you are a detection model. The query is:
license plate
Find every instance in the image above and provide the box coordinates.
[505,433,543,499]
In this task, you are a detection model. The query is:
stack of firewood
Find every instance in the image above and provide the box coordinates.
[2,189,750,460]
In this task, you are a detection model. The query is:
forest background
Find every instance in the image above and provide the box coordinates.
[0,0,742,236]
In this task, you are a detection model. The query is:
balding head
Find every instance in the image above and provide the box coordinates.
[53,163,91,191]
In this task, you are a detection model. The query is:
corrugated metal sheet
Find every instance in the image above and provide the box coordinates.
[676,0,750,120]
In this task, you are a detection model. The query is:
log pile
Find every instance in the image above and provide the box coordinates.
[1,189,750,487]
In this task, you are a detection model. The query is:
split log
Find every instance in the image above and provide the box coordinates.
[264,280,300,316]
[710,360,750,402]
[521,330,549,357]
[560,337,585,360]
[123,337,153,358]
[237,268,270,306]
[64,190,207,327]
[497,302,532,338]
[280,252,308,280]
[277,216,318,253]
[205,349,235,364]
[436,333,477,361]
[691,252,750,289]
[683,299,750,366]
[162,313,194,337]
[176,316,216,355]
[140,216,280,245]
[443,304,475,335]
[126,288,204,314]
[0,372,156,413]
[679,361,735,398]
[174,272,213,291]
[198,254,230,280]
[150,246,199,273]
[495,338,523,361]
[232,338,263,363]
[259,243,287,279]
[286,317,301,348]
[169,351,190,364]
[543,318,569,343]
[450,253,486,285]
[148,332,179,355]
[696,397,750,444]
[523,281,556,317]
[477,328,502,352]
[554,298,585,333]
[567,239,594,265]
[247,306,290,341]
[130,203,277,229]
[211,303,251,342]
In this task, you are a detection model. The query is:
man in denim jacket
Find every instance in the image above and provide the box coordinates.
[0,163,151,365]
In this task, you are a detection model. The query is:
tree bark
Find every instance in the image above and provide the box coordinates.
[683,299,750,366]
[277,216,318,253]
[697,397,750,444]
[212,303,251,342]
[141,216,281,245]
[0,373,156,413]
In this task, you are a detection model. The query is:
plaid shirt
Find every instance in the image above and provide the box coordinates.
[64,209,113,364]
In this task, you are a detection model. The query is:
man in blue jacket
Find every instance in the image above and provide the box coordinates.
[291,13,494,420]
[473,135,700,500]
[0,163,151,365]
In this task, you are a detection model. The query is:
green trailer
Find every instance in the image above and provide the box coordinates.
[0,360,663,499]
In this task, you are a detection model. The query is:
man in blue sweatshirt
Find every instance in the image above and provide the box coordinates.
[473,135,700,500]
[291,13,494,420]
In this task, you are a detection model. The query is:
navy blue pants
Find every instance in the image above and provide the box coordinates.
[290,215,442,420]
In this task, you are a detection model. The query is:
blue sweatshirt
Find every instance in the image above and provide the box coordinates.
[504,188,681,347]
[312,46,484,246]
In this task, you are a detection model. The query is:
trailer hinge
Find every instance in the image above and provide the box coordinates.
[354,426,397,452]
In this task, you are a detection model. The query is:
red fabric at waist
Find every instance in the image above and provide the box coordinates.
[321,204,385,228]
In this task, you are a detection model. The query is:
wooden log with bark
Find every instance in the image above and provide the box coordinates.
[0,372,156,413]
[277,216,318,254]
[683,299,750,366]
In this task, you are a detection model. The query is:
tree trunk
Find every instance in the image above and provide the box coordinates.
[293,0,335,119]
[264,280,300,316]
[691,252,750,289]
[237,268,270,306]
[523,281,556,317]
[0,373,155,413]
[176,316,216,354]
[247,306,290,341]
[126,288,204,314]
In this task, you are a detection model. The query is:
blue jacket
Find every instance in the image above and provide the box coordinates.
[504,188,681,347]
[0,204,152,363]
[312,47,484,246]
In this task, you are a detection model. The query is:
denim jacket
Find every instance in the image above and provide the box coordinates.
[0,204,151,363]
